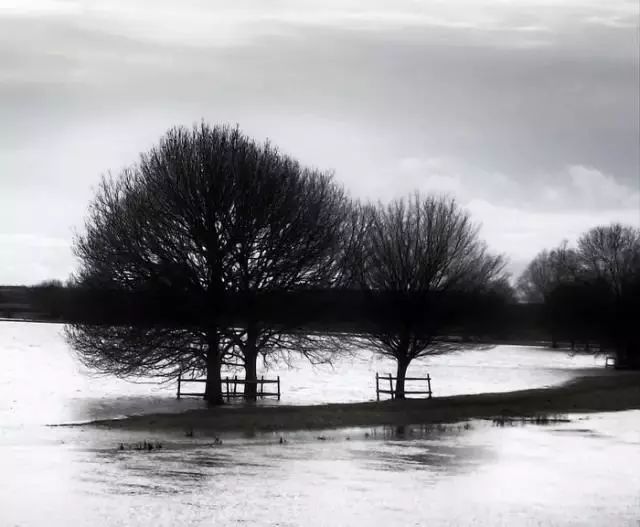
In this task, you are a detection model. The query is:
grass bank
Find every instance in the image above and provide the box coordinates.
[86,371,640,435]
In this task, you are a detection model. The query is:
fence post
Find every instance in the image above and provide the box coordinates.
[225,376,230,401]
[277,376,281,400]
[388,373,394,400]
[427,373,432,399]
[376,373,380,402]
[177,372,182,399]
[260,375,264,398]
[233,375,237,397]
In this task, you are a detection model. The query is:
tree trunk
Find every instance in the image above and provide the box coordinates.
[243,323,259,400]
[616,341,640,370]
[394,358,410,400]
[204,328,224,405]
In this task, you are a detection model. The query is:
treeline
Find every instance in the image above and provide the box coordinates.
[4,283,542,340]
[518,224,640,369]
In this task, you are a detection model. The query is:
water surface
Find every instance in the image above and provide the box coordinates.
[2,321,636,526]
[2,413,638,526]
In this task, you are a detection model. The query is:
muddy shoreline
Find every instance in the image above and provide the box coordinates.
[79,371,640,435]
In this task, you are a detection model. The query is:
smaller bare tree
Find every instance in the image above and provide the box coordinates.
[353,194,506,398]
[577,224,640,300]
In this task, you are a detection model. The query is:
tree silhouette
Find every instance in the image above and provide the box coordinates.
[518,223,640,363]
[219,142,349,398]
[517,242,580,347]
[66,123,347,404]
[353,194,506,398]
[576,223,640,366]
[517,241,579,303]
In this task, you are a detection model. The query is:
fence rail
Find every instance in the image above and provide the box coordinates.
[375,372,432,401]
[177,373,281,400]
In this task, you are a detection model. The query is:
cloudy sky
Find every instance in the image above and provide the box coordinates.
[1,0,638,284]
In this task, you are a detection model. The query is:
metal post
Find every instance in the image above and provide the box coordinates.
[260,375,264,398]
[177,372,182,399]
[376,373,380,401]
[225,376,230,401]
[277,376,281,400]
[388,373,394,400]
[427,373,432,399]
[233,375,237,397]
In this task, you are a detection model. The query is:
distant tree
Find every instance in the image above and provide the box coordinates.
[576,223,640,366]
[29,280,66,320]
[518,224,640,359]
[517,241,580,347]
[66,123,346,404]
[36,279,65,288]
[577,224,640,298]
[456,276,517,341]
[353,194,506,398]
[486,276,517,304]
[517,241,579,303]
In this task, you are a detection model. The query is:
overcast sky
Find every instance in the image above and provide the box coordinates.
[1,0,638,284]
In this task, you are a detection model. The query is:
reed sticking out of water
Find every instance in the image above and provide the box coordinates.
[118,440,163,451]
[492,414,570,427]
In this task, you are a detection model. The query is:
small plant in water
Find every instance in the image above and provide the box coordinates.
[118,440,163,451]
[492,414,570,427]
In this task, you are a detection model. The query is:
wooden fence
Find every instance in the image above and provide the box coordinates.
[375,372,432,401]
[177,374,281,401]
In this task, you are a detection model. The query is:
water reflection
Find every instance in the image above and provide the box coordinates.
[2,412,639,526]
[87,448,228,496]
[348,423,493,475]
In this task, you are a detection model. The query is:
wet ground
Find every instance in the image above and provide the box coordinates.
[2,321,637,526]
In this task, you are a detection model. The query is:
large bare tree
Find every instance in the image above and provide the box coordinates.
[353,194,506,398]
[67,123,347,404]
[218,143,350,398]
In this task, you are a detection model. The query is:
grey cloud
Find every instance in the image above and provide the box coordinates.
[0,1,638,282]
[2,9,637,180]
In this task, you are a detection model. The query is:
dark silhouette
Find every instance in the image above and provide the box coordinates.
[518,223,640,368]
[576,224,640,367]
[517,241,580,347]
[349,194,506,398]
[66,123,348,404]
[217,140,350,399]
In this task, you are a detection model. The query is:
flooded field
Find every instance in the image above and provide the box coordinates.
[2,321,637,526]
[2,413,639,526]
[1,321,605,425]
